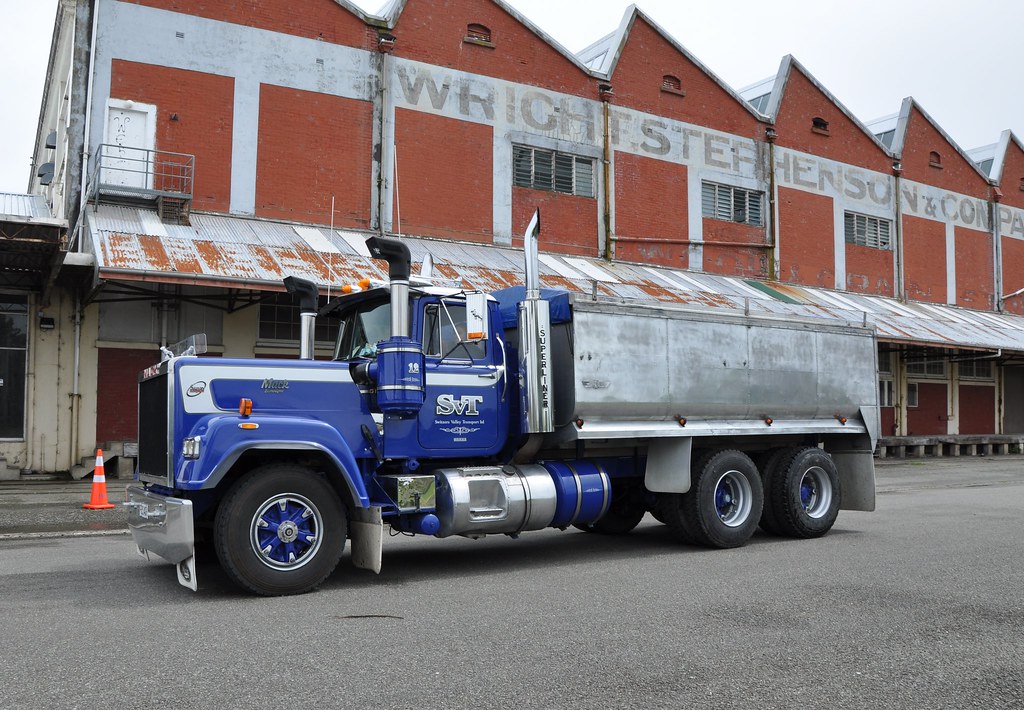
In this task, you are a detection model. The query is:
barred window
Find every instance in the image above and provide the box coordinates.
[513,145,594,198]
[958,358,993,380]
[701,181,763,226]
[259,293,339,345]
[844,211,892,250]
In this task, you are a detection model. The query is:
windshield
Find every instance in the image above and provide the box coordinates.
[334,300,391,360]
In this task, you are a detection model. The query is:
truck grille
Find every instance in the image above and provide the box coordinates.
[138,372,170,483]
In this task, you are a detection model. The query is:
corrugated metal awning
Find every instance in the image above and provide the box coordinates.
[85,205,1024,354]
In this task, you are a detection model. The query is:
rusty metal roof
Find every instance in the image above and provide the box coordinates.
[86,204,1024,354]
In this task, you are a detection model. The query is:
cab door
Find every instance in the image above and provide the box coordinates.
[417,300,504,453]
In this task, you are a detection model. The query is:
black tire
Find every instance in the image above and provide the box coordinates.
[577,480,646,535]
[766,447,841,538]
[756,447,793,536]
[215,463,347,596]
[664,449,763,548]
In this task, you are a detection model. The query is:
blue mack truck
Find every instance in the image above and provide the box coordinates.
[126,213,879,595]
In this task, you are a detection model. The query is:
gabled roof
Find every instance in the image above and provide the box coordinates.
[888,97,994,184]
[762,55,893,156]
[379,0,595,75]
[989,130,1024,186]
[577,5,765,122]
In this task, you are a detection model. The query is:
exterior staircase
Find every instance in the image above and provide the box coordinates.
[69,441,138,480]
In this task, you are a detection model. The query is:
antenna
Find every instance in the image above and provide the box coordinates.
[327,193,335,300]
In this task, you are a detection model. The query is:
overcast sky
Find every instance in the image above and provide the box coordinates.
[2,0,1022,193]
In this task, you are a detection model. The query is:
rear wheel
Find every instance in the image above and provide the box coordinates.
[766,447,841,538]
[756,447,792,536]
[215,463,347,596]
[664,449,762,548]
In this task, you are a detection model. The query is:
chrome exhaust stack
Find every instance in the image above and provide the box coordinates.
[518,210,554,434]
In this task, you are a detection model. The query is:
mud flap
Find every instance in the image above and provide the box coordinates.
[350,506,383,574]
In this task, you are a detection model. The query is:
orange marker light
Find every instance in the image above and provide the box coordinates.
[341,284,354,294]
[765,417,773,426]
[575,418,585,428]
[239,422,259,430]
[358,278,371,290]
[239,398,253,416]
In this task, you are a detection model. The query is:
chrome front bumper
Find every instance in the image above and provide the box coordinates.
[125,485,197,591]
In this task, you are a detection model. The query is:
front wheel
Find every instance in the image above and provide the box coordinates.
[664,449,763,549]
[215,464,347,596]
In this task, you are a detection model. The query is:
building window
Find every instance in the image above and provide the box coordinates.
[906,352,946,377]
[812,116,830,135]
[0,296,28,439]
[258,293,339,346]
[844,211,892,250]
[907,382,919,408]
[464,23,494,46]
[661,74,684,96]
[879,379,894,407]
[513,145,595,198]
[1019,177,1024,192]
[958,358,994,380]
[701,181,763,227]
[929,151,942,168]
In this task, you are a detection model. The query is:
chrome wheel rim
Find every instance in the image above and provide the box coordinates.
[250,493,323,570]
[800,466,832,519]
[713,470,753,527]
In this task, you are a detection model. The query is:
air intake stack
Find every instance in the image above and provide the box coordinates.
[365,236,425,414]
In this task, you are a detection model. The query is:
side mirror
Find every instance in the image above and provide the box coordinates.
[465,292,488,342]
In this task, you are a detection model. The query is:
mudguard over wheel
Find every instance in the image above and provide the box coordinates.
[664,449,763,548]
[766,447,841,539]
[215,464,347,596]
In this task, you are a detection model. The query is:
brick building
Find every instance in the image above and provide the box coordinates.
[5,0,1024,474]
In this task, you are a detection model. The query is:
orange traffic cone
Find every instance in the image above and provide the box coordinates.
[83,449,116,510]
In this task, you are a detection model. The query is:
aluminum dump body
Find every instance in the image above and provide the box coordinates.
[546,297,879,439]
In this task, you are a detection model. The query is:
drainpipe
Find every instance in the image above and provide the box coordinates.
[892,161,905,301]
[598,83,613,261]
[69,296,82,471]
[992,187,1003,311]
[765,127,779,279]
[375,33,396,236]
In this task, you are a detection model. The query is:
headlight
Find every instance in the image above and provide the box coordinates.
[182,436,202,459]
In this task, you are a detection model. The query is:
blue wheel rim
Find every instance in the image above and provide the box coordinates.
[250,493,323,570]
[713,470,753,527]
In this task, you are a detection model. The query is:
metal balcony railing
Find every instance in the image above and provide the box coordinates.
[89,143,194,205]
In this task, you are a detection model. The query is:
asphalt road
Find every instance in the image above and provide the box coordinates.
[0,459,1022,709]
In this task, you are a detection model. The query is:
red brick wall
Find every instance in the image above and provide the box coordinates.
[954,228,994,309]
[97,348,159,443]
[394,108,492,242]
[256,85,373,228]
[959,384,995,435]
[777,187,834,287]
[907,381,947,435]
[110,60,234,212]
[608,17,761,139]
[773,68,891,173]
[613,152,687,266]
[903,215,947,303]
[511,189,598,257]
[392,0,592,94]
[900,109,990,195]
[702,218,769,278]
[998,141,1024,314]
[845,243,894,296]
[124,0,374,48]
[1001,238,1024,315]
